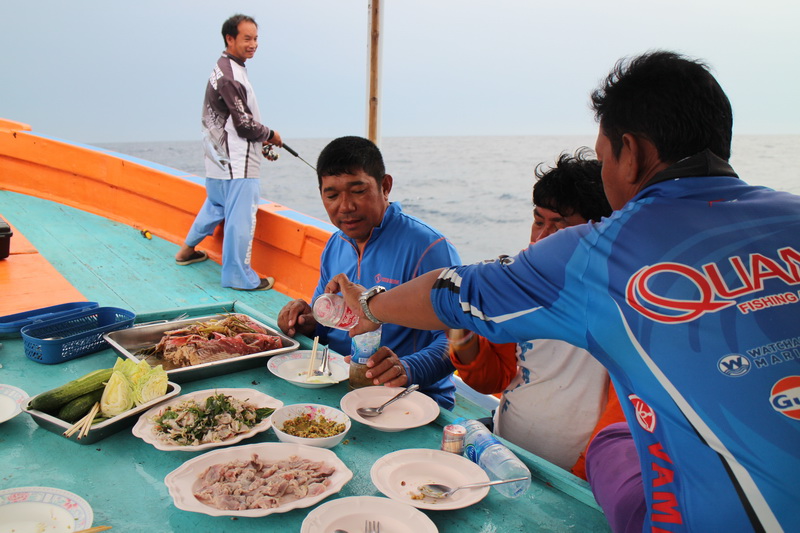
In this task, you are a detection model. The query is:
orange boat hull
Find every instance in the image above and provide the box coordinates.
[0,118,330,303]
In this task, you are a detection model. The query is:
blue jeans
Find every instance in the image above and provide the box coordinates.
[185,178,261,289]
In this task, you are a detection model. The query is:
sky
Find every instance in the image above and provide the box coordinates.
[2,0,798,144]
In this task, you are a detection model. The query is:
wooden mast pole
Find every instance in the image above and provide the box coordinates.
[366,0,382,146]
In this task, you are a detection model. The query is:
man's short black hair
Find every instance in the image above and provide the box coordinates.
[316,136,386,188]
[533,147,611,223]
[222,14,256,47]
[591,50,733,163]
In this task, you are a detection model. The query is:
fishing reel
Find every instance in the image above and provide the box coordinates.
[262,144,279,161]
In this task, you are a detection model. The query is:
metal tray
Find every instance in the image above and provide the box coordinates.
[24,382,181,445]
[102,313,299,383]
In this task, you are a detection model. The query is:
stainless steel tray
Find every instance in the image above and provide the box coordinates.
[24,382,181,445]
[103,313,299,383]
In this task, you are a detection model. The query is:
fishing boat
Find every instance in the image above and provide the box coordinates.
[0,5,610,529]
[0,116,612,530]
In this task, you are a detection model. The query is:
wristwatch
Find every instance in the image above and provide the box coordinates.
[359,285,386,324]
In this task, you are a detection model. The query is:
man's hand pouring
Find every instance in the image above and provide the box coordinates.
[327,274,379,336]
[330,269,449,335]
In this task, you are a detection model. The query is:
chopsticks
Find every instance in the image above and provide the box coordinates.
[63,401,100,439]
[306,336,320,380]
[75,527,113,533]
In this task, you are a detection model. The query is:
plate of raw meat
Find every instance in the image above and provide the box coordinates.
[165,442,353,516]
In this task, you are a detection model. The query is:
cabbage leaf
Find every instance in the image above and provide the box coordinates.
[133,364,168,406]
[100,358,169,417]
[113,358,150,385]
[100,370,135,417]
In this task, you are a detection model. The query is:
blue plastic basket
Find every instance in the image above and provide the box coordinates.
[21,307,136,364]
[0,301,99,337]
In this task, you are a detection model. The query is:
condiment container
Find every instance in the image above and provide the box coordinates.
[348,327,382,389]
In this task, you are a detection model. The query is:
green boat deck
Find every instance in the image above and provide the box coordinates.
[0,191,610,532]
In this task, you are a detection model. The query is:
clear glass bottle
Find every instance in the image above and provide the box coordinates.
[454,417,532,498]
[312,293,359,330]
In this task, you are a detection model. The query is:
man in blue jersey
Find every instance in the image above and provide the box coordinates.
[277,136,461,409]
[329,52,800,532]
[175,14,281,291]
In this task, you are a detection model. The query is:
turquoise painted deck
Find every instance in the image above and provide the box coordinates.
[0,191,292,318]
[0,191,610,532]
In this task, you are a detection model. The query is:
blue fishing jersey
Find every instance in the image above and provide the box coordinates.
[432,155,800,531]
[317,202,462,409]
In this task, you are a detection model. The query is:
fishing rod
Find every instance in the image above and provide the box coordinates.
[263,143,316,172]
[283,144,316,172]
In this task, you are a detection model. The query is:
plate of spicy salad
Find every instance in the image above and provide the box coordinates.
[132,388,282,451]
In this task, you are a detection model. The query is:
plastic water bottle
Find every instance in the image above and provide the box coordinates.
[348,326,382,389]
[350,326,382,364]
[312,293,359,330]
[454,417,531,498]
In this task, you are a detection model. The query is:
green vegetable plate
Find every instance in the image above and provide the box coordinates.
[24,382,181,445]
[131,388,283,452]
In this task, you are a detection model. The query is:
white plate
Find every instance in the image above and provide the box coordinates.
[371,449,490,511]
[165,442,353,517]
[132,388,282,452]
[267,350,349,388]
[0,486,93,532]
[0,384,27,424]
[340,386,439,432]
[301,496,438,533]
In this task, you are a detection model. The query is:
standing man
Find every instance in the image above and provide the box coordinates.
[330,51,800,531]
[175,13,281,291]
[277,136,461,409]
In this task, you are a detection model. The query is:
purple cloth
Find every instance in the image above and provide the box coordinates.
[585,422,647,533]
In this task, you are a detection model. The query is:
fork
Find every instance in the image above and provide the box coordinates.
[365,520,380,533]
[137,312,189,327]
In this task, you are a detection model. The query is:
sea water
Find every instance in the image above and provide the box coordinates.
[98,135,800,265]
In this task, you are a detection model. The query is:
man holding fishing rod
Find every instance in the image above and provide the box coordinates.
[327,51,800,532]
[175,13,282,292]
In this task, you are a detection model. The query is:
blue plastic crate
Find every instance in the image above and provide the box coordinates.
[21,307,136,364]
[0,302,99,337]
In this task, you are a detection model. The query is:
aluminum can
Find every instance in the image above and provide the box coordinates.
[441,423,466,454]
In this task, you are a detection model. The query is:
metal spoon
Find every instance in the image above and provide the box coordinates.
[322,347,332,376]
[313,346,332,377]
[356,384,419,417]
[419,476,530,498]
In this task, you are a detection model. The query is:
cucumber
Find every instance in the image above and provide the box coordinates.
[57,388,104,423]
[28,368,113,414]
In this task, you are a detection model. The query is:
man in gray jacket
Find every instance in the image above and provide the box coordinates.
[175,13,281,291]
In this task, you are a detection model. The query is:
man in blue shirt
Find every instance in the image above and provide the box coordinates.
[277,136,461,408]
[329,52,800,532]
